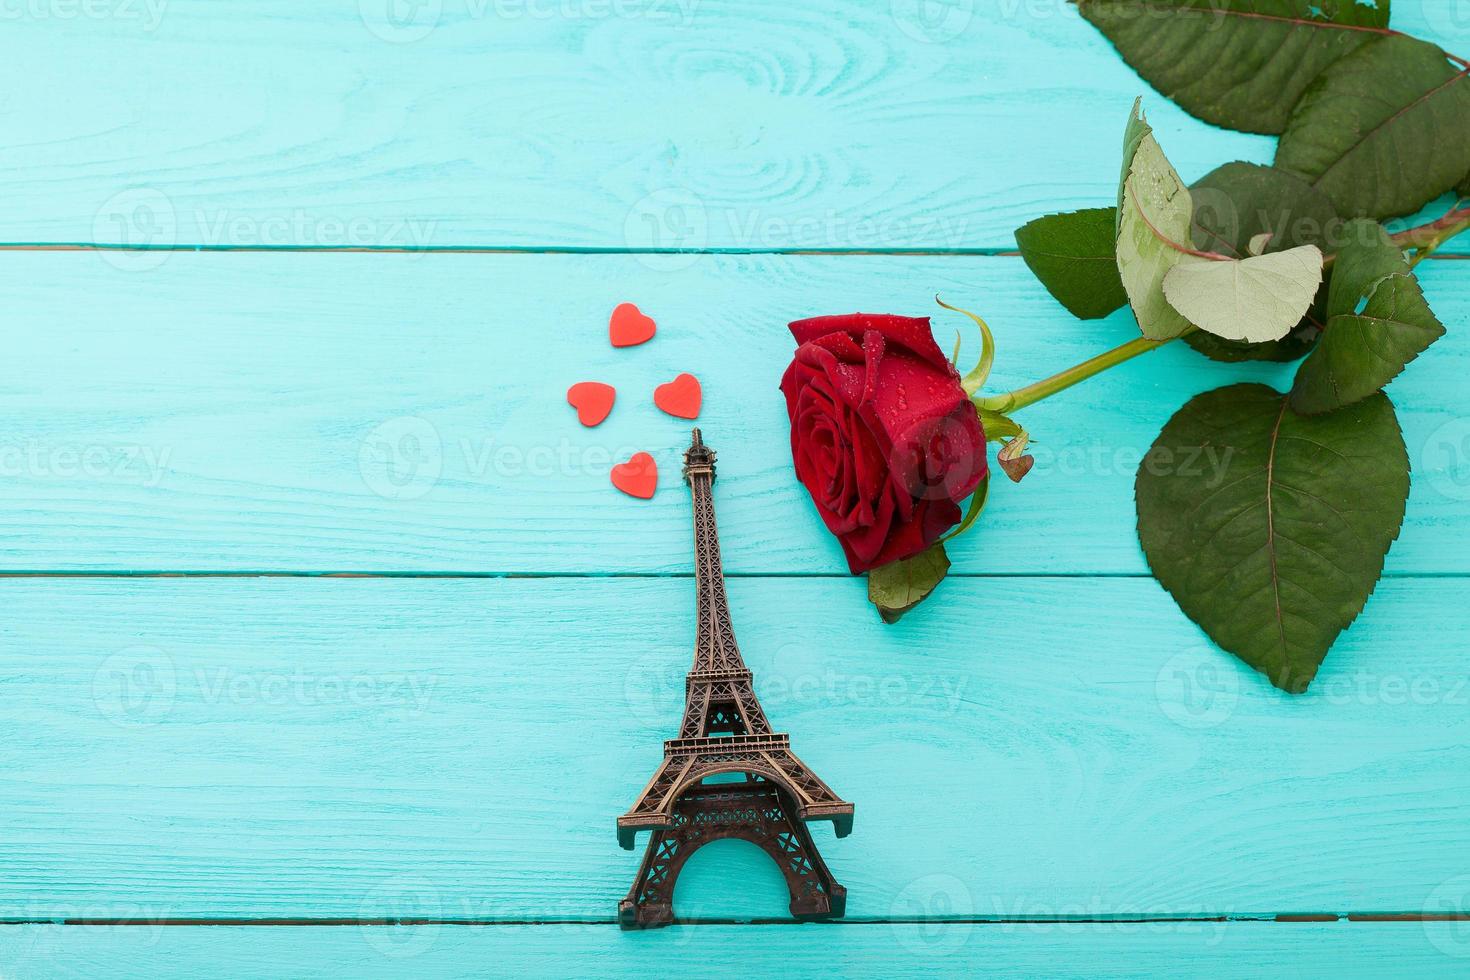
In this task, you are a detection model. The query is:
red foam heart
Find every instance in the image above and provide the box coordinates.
[610,302,656,348]
[654,373,702,419]
[611,452,658,499]
[567,381,616,427]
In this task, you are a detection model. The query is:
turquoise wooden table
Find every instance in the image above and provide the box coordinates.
[3,2,1470,977]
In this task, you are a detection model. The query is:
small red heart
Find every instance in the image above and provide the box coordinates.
[567,381,616,427]
[654,373,702,420]
[611,452,658,499]
[610,302,657,348]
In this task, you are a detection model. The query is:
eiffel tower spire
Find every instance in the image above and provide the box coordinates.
[684,427,746,674]
[617,430,854,928]
[677,428,771,737]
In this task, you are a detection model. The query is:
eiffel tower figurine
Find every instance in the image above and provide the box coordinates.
[617,429,854,929]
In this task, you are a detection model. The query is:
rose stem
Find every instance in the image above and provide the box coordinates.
[1394,202,1470,267]
[975,332,1186,414]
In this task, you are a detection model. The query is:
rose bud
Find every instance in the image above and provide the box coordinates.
[780,313,987,573]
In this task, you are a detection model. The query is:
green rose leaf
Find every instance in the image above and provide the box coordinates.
[1136,383,1409,693]
[1183,322,1322,363]
[1015,208,1127,319]
[1291,274,1445,414]
[1162,245,1324,343]
[1116,100,1195,340]
[1458,171,1470,197]
[1075,0,1389,134]
[1190,162,1340,257]
[1323,218,1410,317]
[1276,35,1470,219]
[869,543,951,625]
[1288,218,1443,413]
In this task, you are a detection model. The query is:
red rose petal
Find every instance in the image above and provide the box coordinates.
[566,381,616,427]
[611,452,658,499]
[610,302,657,347]
[653,372,702,419]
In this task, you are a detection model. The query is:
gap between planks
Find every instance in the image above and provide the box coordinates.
[3,914,1468,928]
[0,244,1023,256]
[0,570,1461,579]
[0,244,1465,259]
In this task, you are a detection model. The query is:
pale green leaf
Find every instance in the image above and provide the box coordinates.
[1116,102,1195,340]
[1137,383,1408,692]
[1185,161,1339,362]
[1161,245,1324,343]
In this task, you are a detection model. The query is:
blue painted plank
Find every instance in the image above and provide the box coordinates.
[3,576,1467,919]
[0,0,1463,251]
[5,922,1470,979]
[0,253,1465,574]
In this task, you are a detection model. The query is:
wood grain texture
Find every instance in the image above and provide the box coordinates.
[4,576,1468,920]
[0,0,1463,252]
[5,922,1470,979]
[1,252,1467,575]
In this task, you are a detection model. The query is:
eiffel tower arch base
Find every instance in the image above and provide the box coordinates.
[619,779,847,929]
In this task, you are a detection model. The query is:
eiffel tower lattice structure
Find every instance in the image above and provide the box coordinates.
[617,429,854,929]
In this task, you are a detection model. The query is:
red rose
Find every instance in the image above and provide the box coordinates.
[780,313,987,573]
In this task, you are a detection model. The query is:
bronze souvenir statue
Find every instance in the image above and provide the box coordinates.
[618,429,854,928]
